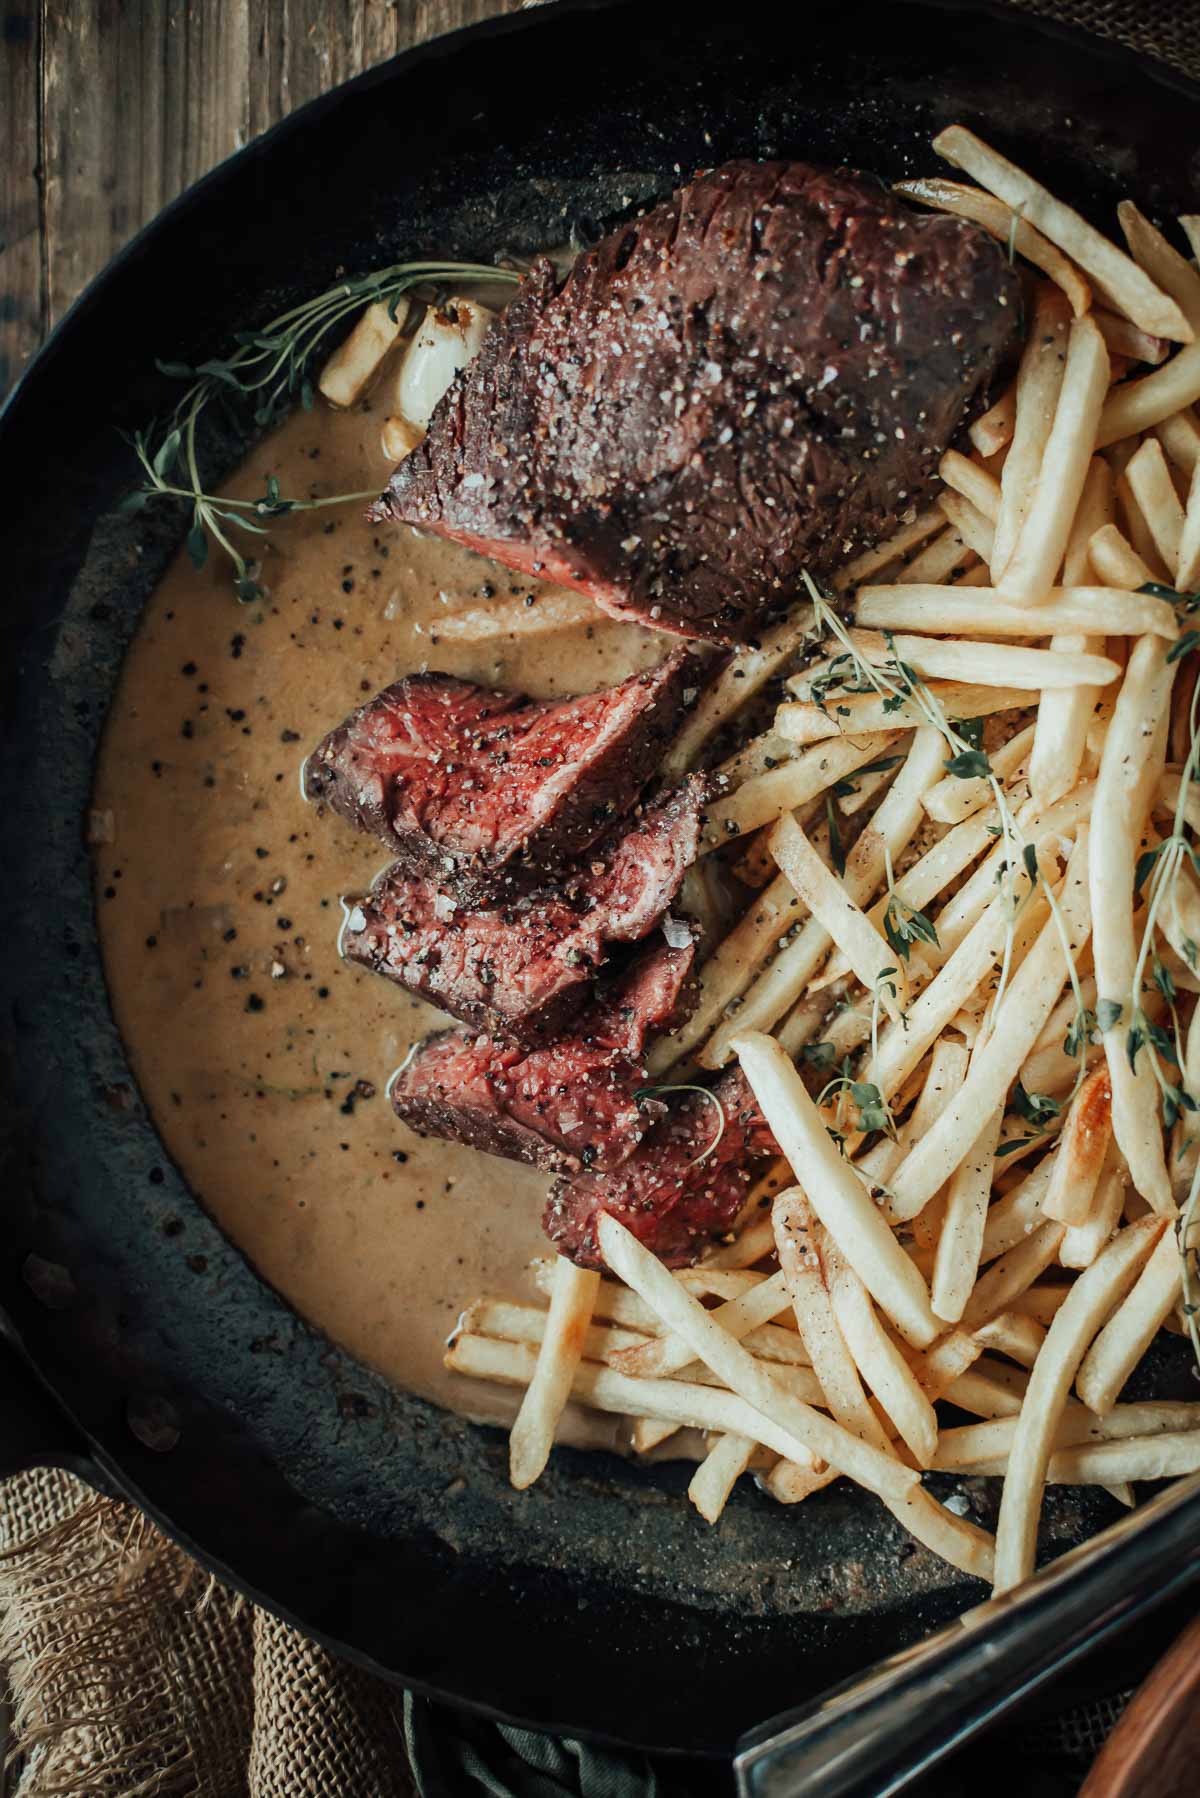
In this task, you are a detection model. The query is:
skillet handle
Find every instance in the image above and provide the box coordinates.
[0,1331,95,1481]
[735,1473,1200,1798]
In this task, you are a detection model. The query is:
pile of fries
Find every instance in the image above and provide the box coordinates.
[447,126,1200,1597]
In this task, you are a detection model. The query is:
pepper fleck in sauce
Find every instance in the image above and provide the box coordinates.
[93,392,667,1439]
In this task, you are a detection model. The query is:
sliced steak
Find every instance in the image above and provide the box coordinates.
[304,652,696,901]
[390,937,697,1174]
[544,1070,779,1268]
[372,160,1020,642]
[341,776,707,1042]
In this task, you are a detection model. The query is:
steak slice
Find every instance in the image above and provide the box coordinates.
[304,652,696,902]
[390,937,697,1174]
[544,1070,779,1268]
[372,159,1020,642]
[341,776,707,1043]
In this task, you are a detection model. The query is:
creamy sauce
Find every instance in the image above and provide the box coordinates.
[93,393,669,1435]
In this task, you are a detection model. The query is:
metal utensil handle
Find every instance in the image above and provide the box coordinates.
[735,1474,1200,1798]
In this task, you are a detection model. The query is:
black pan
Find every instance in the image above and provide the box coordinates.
[2,0,1198,1761]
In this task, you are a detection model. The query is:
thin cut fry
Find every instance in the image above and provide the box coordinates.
[888,831,1092,1220]
[931,127,1192,341]
[937,490,996,563]
[733,1033,940,1347]
[932,1106,1004,1324]
[991,286,1073,579]
[661,610,813,779]
[1042,1432,1200,1485]
[897,525,976,585]
[1061,1146,1127,1269]
[963,1221,1068,1332]
[1076,1225,1184,1414]
[825,1242,940,1465]
[1041,1064,1113,1227]
[832,508,946,592]
[688,1433,757,1523]
[1155,408,1200,478]
[1087,523,1157,590]
[508,1258,600,1489]
[1089,633,1176,1214]
[1093,309,1169,365]
[895,176,1091,315]
[1176,458,1200,591]
[855,583,1174,642]
[700,731,899,849]
[993,1218,1162,1592]
[611,1269,792,1381]
[318,299,408,406]
[921,726,1033,829]
[768,813,908,1019]
[973,1312,1047,1368]
[997,317,1111,605]
[970,385,1017,458]
[1125,437,1187,577]
[939,448,1003,520]
[774,683,1029,746]
[934,1397,1200,1470]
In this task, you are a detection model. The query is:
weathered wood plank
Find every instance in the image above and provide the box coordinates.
[0,4,44,396]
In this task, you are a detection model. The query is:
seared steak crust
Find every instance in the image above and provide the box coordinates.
[341,777,707,1043]
[304,652,695,900]
[390,937,697,1174]
[373,160,1020,641]
[543,1070,780,1267]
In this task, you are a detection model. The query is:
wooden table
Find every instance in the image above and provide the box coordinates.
[0,0,523,403]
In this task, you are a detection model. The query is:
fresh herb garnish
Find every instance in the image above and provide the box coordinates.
[124,259,520,603]
[633,1083,727,1166]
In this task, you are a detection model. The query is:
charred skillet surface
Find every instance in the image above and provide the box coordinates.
[304,651,697,902]
[390,935,697,1174]
[341,776,707,1043]
[372,159,1021,642]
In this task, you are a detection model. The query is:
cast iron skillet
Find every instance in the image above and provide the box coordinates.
[2,0,1199,1760]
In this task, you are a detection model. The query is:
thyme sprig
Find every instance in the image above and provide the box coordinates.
[122,259,520,602]
[634,1083,728,1166]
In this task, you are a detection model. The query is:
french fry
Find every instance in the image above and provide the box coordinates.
[888,831,1092,1220]
[661,608,813,779]
[933,1106,1004,1324]
[970,385,1017,458]
[1155,407,1200,478]
[767,814,908,1019]
[991,286,1073,579]
[1176,459,1200,591]
[1093,310,1169,365]
[1099,349,1200,447]
[931,127,1191,341]
[688,1433,756,1523]
[774,683,1028,746]
[1125,437,1187,578]
[920,726,1033,829]
[611,1269,792,1381]
[993,1218,1163,1592]
[646,872,804,1074]
[973,1312,1047,1369]
[937,490,996,563]
[1089,632,1176,1214]
[733,1033,940,1347]
[824,1242,940,1465]
[1042,1063,1113,1227]
[933,1396,1200,1471]
[854,583,1174,642]
[895,177,1091,316]
[700,731,899,848]
[832,507,947,592]
[822,632,1119,691]
[1010,1283,1073,1327]
[1076,1225,1184,1415]
[765,1459,839,1505]
[1061,1146,1127,1269]
[773,1192,893,1452]
[1028,457,1116,811]
[939,448,1003,520]
[962,1221,1068,1332]
[703,1211,779,1271]
[507,1259,600,1489]
[1087,522,1157,590]
[897,525,977,585]
[997,317,1111,605]
[318,298,409,406]
[858,1038,968,1189]
[946,1355,1030,1417]
[1025,1432,1200,1485]
[436,589,601,640]
[702,730,944,1064]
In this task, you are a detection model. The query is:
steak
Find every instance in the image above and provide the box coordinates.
[341,776,707,1043]
[390,937,697,1174]
[372,160,1020,642]
[304,653,695,900]
[544,1070,779,1268]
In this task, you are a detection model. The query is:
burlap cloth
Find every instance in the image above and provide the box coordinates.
[4,2,1199,1792]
